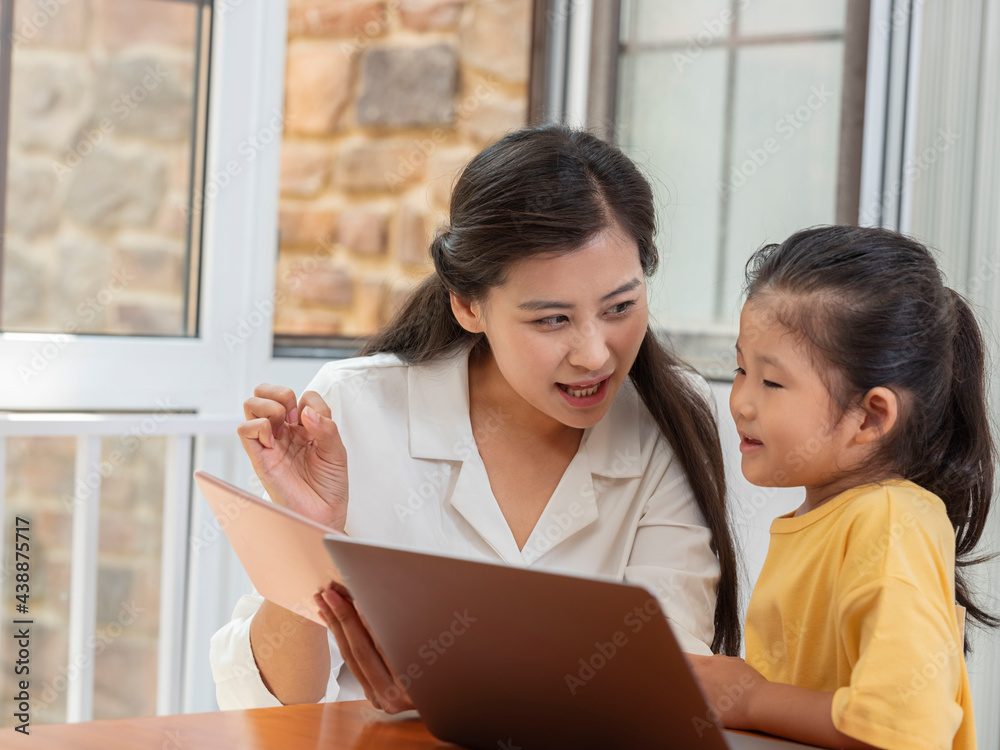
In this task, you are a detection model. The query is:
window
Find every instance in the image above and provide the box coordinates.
[1,0,211,337]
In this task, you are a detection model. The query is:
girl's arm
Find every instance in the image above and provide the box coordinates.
[689,655,879,750]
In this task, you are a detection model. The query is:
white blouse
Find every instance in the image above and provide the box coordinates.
[209,346,720,710]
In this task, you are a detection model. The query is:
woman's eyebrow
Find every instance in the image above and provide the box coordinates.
[517,278,641,311]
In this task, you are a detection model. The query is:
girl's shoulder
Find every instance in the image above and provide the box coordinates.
[838,480,955,553]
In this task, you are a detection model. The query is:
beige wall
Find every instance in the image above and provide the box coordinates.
[275,0,532,337]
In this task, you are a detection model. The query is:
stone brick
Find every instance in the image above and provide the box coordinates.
[13,0,90,49]
[92,636,157,721]
[458,89,526,146]
[95,56,194,140]
[280,142,330,198]
[36,508,73,549]
[114,238,184,293]
[279,206,338,248]
[65,149,167,228]
[357,44,457,127]
[0,239,46,329]
[338,205,388,256]
[285,42,355,135]
[53,234,114,333]
[288,0,389,38]
[10,61,88,151]
[425,146,474,209]
[5,160,59,238]
[100,0,197,50]
[396,201,433,266]
[115,297,185,336]
[400,0,464,31]
[294,263,354,307]
[335,139,427,192]
[273,308,345,336]
[352,275,388,334]
[459,0,531,83]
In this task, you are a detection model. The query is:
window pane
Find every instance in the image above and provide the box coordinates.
[618,48,728,328]
[623,0,732,46]
[740,0,847,37]
[1,0,209,337]
[0,431,166,726]
[273,0,533,343]
[616,2,847,362]
[722,41,844,313]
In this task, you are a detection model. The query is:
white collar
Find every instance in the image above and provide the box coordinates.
[406,345,642,479]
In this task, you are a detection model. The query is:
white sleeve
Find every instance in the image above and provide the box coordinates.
[623,437,719,657]
[209,592,367,709]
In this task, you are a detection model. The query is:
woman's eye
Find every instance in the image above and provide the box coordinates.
[608,300,635,315]
[536,315,568,326]
[734,367,745,377]
[763,380,782,389]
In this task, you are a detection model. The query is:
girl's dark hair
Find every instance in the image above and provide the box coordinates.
[744,225,998,649]
[360,125,740,655]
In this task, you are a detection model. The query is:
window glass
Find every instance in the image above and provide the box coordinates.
[1,0,210,337]
[618,1,847,375]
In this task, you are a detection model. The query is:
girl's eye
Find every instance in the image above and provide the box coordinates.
[608,300,635,316]
[536,314,568,326]
[733,367,745,377]
[763,380,782,389]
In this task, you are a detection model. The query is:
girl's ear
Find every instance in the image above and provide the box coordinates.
[855,386,900,446]
[450,291,484,334]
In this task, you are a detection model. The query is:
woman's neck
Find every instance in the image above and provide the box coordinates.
[467,346,582,446]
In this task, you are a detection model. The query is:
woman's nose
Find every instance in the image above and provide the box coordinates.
[567,321,610,372]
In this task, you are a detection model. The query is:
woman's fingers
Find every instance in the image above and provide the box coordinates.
[318,588,413,713]
[237,417,275,451]
[315,591,383,709]
[249,385,300,436]
[293,392,347,466]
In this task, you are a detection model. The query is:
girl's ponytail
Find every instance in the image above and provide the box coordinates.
[937,293,998,634]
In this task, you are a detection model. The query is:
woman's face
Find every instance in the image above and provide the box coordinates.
[459,225,649,431]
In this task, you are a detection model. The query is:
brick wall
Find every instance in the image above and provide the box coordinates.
[275,0,532,336]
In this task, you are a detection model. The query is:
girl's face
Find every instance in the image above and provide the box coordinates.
[729,298,865,503]
[463,225,649,431]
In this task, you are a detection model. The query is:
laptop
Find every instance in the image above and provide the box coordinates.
[323,536,820,750]
[194,470,346,626]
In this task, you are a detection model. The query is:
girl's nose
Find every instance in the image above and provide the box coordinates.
[729,384,755,421]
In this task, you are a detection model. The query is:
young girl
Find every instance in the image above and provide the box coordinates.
[691,225,996,749]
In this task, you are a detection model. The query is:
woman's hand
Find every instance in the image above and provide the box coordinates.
[687,654,766,730]
[238,384,349,532]
[315,583,416,714]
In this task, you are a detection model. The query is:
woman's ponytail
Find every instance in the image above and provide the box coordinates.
[359,234,480,363]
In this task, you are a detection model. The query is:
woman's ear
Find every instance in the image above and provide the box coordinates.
[855,387,900,446]
[450,291,484,334]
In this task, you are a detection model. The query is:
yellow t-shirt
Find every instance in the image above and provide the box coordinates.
[745,480,974,750]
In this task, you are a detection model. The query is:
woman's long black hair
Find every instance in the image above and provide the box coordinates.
[744,225,997,651]
[360,125,741,655]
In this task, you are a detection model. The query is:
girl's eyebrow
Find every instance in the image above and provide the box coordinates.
[735,343,784,369]
[517,278,641,311]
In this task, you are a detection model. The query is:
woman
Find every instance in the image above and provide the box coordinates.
[210,125,739,713]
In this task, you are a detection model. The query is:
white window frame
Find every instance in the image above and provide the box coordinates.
[0,0,325,717]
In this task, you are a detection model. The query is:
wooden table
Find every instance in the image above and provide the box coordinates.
[0,701,451,749]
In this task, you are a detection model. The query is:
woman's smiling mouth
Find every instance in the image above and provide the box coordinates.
[557,377,610,405]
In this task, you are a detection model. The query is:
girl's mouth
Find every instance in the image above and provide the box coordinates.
[557,378,610,406]
[739,435,763,453]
